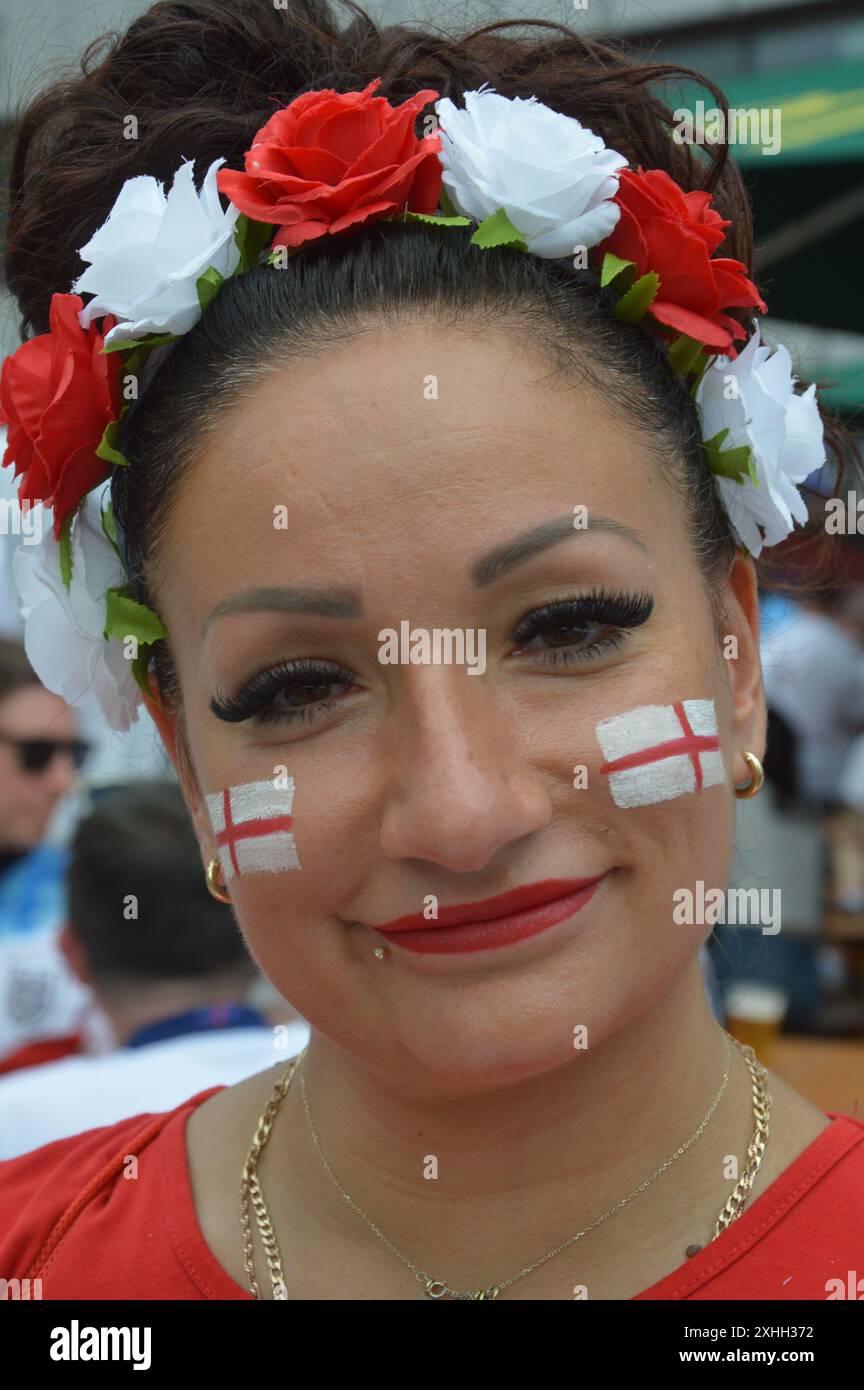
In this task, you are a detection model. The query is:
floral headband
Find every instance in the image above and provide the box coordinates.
[0,78,825,732]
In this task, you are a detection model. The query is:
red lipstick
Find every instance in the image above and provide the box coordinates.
[372,876,605,955]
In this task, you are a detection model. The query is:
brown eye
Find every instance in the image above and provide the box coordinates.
[516,619,612,652]
[211,659,358,726]
[268,673,354,711]
[510,589,653,664]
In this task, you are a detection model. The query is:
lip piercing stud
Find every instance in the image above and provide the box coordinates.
[374,945,388,960]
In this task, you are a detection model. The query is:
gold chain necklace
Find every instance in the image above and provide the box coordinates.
[240,1027,770,1300]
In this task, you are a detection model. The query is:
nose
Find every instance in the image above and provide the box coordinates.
[378,669,552,872]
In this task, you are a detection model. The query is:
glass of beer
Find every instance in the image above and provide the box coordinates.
[723,982,788,1062]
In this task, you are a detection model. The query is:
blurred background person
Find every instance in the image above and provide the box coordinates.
[709,582,864,1046]
[0,779,309,1157]
[760,586,864,814]
[0,636,94,1060]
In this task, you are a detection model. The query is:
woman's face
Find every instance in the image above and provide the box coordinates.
[0,685,78,848]
[150,321,765,1085]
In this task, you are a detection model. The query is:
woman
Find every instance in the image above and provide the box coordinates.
[0,0,861,1301]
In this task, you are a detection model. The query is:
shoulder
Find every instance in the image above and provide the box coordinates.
[747,1110,864,1276]
[0,845,68,935]
[799,1110,864,1199]
[638,1111,864,1300]
[736,1109,864,1281]
[733,1076,864,1244]
[0,1087,223,1282]
[5,843,68,874]
[753,1072,864,1218]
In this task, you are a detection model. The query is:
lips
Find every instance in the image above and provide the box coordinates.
[371,876,606,956]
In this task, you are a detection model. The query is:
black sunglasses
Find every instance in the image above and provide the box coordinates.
[0,732,91,774]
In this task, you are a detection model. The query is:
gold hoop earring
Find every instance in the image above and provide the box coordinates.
[205,855,231,902]
[734,750,764,800]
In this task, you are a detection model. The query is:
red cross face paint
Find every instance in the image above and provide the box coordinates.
[596,699,724,808]
[205,779,300,881]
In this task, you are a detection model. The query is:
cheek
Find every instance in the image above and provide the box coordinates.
[578,692,736,949]
[204,762,377,884]
[0,766,17,810]
[595,697,724,809]
[201,683,736,1010]
[202,767,376,978]
[612,800,735,947]
[565,691,730,831]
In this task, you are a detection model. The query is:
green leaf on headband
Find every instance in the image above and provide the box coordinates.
[100,332,180,355]
[600,251,635,290]
[470,208,529,252]
[666,333,706,377]
[58,511,74,591]
[613,271,660,324]
[130,646,162,706]
[96,418,129,469]
[196,267,224,313]
[118,355,143,389]
[439,184,459,218]
[234,214,275,274]
[689,350,715,397]
[103,585,168,645]
[704,428,759,486]
[396,210,471,227]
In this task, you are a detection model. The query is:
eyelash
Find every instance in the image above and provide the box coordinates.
[210,658,356,727]
[510,587,653,663]
[209,586,654,729]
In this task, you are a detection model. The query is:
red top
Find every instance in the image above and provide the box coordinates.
[1,1088,863,1300]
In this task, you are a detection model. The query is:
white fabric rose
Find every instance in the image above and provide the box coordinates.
[72,157,241,347]
[433,85,627,258]
[12,487,144,733]
[696,324,826,558]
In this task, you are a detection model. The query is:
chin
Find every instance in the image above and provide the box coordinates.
[325,982,618,1096]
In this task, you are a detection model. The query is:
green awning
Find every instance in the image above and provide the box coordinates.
[813,361,864,413]
[671,59,864,166]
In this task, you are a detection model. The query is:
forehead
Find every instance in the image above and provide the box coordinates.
[156,321,680,608]
[0,685,75,736]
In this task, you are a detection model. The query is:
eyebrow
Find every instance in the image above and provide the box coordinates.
[470,512,649,588]
[201,586,361,638]
[200,512,648,636]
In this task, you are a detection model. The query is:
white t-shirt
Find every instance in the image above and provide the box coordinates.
[0,1019,310,1159]
[0,924,93,1061]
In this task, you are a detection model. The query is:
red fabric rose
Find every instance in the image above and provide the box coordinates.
[217,77,443,251]
[0,294,122,539]
[597,168,766,353]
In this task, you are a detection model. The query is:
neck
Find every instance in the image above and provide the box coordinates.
[103,975,257,1046]
[270,959,754,1295]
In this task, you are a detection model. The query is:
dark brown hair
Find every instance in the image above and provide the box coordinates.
[67,779,254,987]
[3,0,860,717]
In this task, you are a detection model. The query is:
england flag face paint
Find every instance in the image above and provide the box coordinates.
[596,699,725,809]
[206,778,301,880]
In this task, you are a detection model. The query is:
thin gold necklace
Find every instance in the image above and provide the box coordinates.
[240,1027,770,1300]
